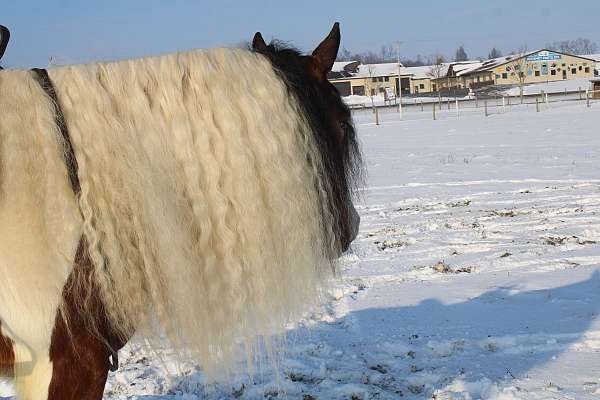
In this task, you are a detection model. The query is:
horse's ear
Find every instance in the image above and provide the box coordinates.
[0,25,10,62]
[312,22,340,74]
[252,32,268,53]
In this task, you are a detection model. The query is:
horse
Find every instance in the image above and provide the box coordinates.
[0,22,361,399]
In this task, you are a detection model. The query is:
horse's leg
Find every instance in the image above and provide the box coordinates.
[0,322,15,376]
[46,313,112,400]
[12,346,53,400]
[46,239,126,400]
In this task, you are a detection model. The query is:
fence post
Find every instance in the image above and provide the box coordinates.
[579,87,582,100]
[375,106,380,125]
[447,98,450,110]
[485,100,488,117]
[502,96,506,113]
[475,96,479,108]
[536,97,540,112]
[587,90,591,108]
[455,99,459,118]
[545,93,549,107]
[421,100,424,112]
[433,102,436,120]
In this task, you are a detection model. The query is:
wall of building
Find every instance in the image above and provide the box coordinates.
[461,71,494,89]
[492,51,594,85]
[329,76,416,97]
[411,78,433,93]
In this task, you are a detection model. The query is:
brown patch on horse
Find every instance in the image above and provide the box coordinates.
[48,239,126,400]
[0,322,15,377]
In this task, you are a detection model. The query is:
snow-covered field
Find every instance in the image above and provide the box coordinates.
[345,94,467,108]
[505,78,594,96]
[3,101,600,399]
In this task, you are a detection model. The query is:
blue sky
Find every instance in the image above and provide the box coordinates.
[3,0,600,68]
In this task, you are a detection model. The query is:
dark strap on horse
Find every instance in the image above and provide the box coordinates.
[0,25,9,69]
[31,68,120,372]
[30,68,81,194]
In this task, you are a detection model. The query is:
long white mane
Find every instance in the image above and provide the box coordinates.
[1,48,335,373]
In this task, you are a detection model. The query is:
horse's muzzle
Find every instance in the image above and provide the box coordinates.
[341,203,360,253]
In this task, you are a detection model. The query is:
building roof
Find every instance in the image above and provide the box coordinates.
[399,65,434,79]
[332,61,359,72]
[449,61,484,77]
[353,62,408,78]
[585,54,600,62]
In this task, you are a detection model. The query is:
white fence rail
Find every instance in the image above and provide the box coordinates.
[351,89,600,125]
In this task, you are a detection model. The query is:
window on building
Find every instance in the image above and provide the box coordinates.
[495,74,501,79]
[384,76,389,82]
[535,70,540,77]
[551,70,557,76]
[585,67,590,73]
[502,73,508,79]
[372,78,377,83]
[419,84,425,89]
[432,83,437,91]
[353,86,365,96]
[371,89,376,96]
[572,68,577,74]
[579,66,583,71]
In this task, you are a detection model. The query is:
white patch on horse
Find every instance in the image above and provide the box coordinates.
[0,70,82,395]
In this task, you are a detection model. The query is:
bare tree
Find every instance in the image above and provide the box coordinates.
[427,55,446,106]
[402,55,426,67]
[546,38,598,55]
[367,64,379,108]
[337,47,353,61]
[505,47,529,103]
[455,45,468,62]
[380,45,396,63]
[488,47,502,59]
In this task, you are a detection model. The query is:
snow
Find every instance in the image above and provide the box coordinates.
[504,78,594,96]
[344,94,469,108]
[584,54,600,62]
[332,61,359,73]
[3,101,600,399]
[354,63,406,79]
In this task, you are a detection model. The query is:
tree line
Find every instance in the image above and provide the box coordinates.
[336,38,598,66]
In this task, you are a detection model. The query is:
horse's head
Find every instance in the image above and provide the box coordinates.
[252,23,361,255]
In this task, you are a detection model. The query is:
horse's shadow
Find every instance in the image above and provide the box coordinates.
[138,270,600,398]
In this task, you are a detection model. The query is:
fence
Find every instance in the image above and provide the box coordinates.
[350,88,600,125]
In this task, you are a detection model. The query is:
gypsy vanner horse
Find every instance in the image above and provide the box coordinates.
[0,23,360,399]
